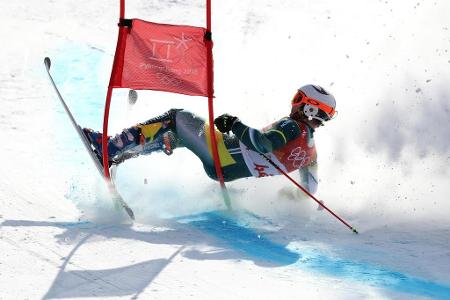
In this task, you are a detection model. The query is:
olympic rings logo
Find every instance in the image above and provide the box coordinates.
[287,147,310,168]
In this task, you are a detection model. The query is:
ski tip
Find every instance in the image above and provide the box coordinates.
[125,206,136,220]
[44,57,51,70]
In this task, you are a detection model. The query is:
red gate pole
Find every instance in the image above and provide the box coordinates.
[101,86,113,178]
[101,0,127,178]
[119,0,125,19]
[205,0,232,209]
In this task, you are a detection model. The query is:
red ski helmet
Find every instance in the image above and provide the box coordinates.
[291,84,337,123]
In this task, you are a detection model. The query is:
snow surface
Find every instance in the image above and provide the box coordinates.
[1,0,450,299]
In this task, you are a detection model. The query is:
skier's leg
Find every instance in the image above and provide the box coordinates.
[84,109,251,181]
[83,109,181,165]
[174,110,251,181]
[174,110,214,166]
[138,108,181,156]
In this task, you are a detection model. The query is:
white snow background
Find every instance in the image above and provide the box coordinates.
[1,0,449,299]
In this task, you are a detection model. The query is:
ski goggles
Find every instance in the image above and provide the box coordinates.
[291,90,336,121]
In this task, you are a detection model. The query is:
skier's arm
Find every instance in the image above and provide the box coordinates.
[231,118,301,153]
[298,161,318,194]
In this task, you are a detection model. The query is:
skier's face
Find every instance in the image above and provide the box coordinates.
[290,109,324,128]
[306,118,324,129]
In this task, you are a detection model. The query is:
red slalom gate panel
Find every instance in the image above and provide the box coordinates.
[110,19,210,97]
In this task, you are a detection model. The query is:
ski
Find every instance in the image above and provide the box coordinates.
[43,57,135,220]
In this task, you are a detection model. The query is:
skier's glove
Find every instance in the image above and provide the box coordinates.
[214,114,239,133]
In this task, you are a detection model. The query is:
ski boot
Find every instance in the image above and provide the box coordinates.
[83,126,141,167]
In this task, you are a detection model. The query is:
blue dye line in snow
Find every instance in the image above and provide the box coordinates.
[300,250,450,299]
[59,221,94,228]
[49,44,109,129]
[178,210,300,266]
[180,210,450,299]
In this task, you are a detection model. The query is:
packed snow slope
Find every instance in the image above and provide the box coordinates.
[1,0,450,299]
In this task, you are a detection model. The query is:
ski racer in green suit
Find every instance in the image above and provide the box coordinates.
[84,84,337,195]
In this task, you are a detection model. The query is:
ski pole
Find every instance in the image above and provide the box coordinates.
[259,153,358,234]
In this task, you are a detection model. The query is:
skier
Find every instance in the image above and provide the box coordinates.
[83,84,336,194]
